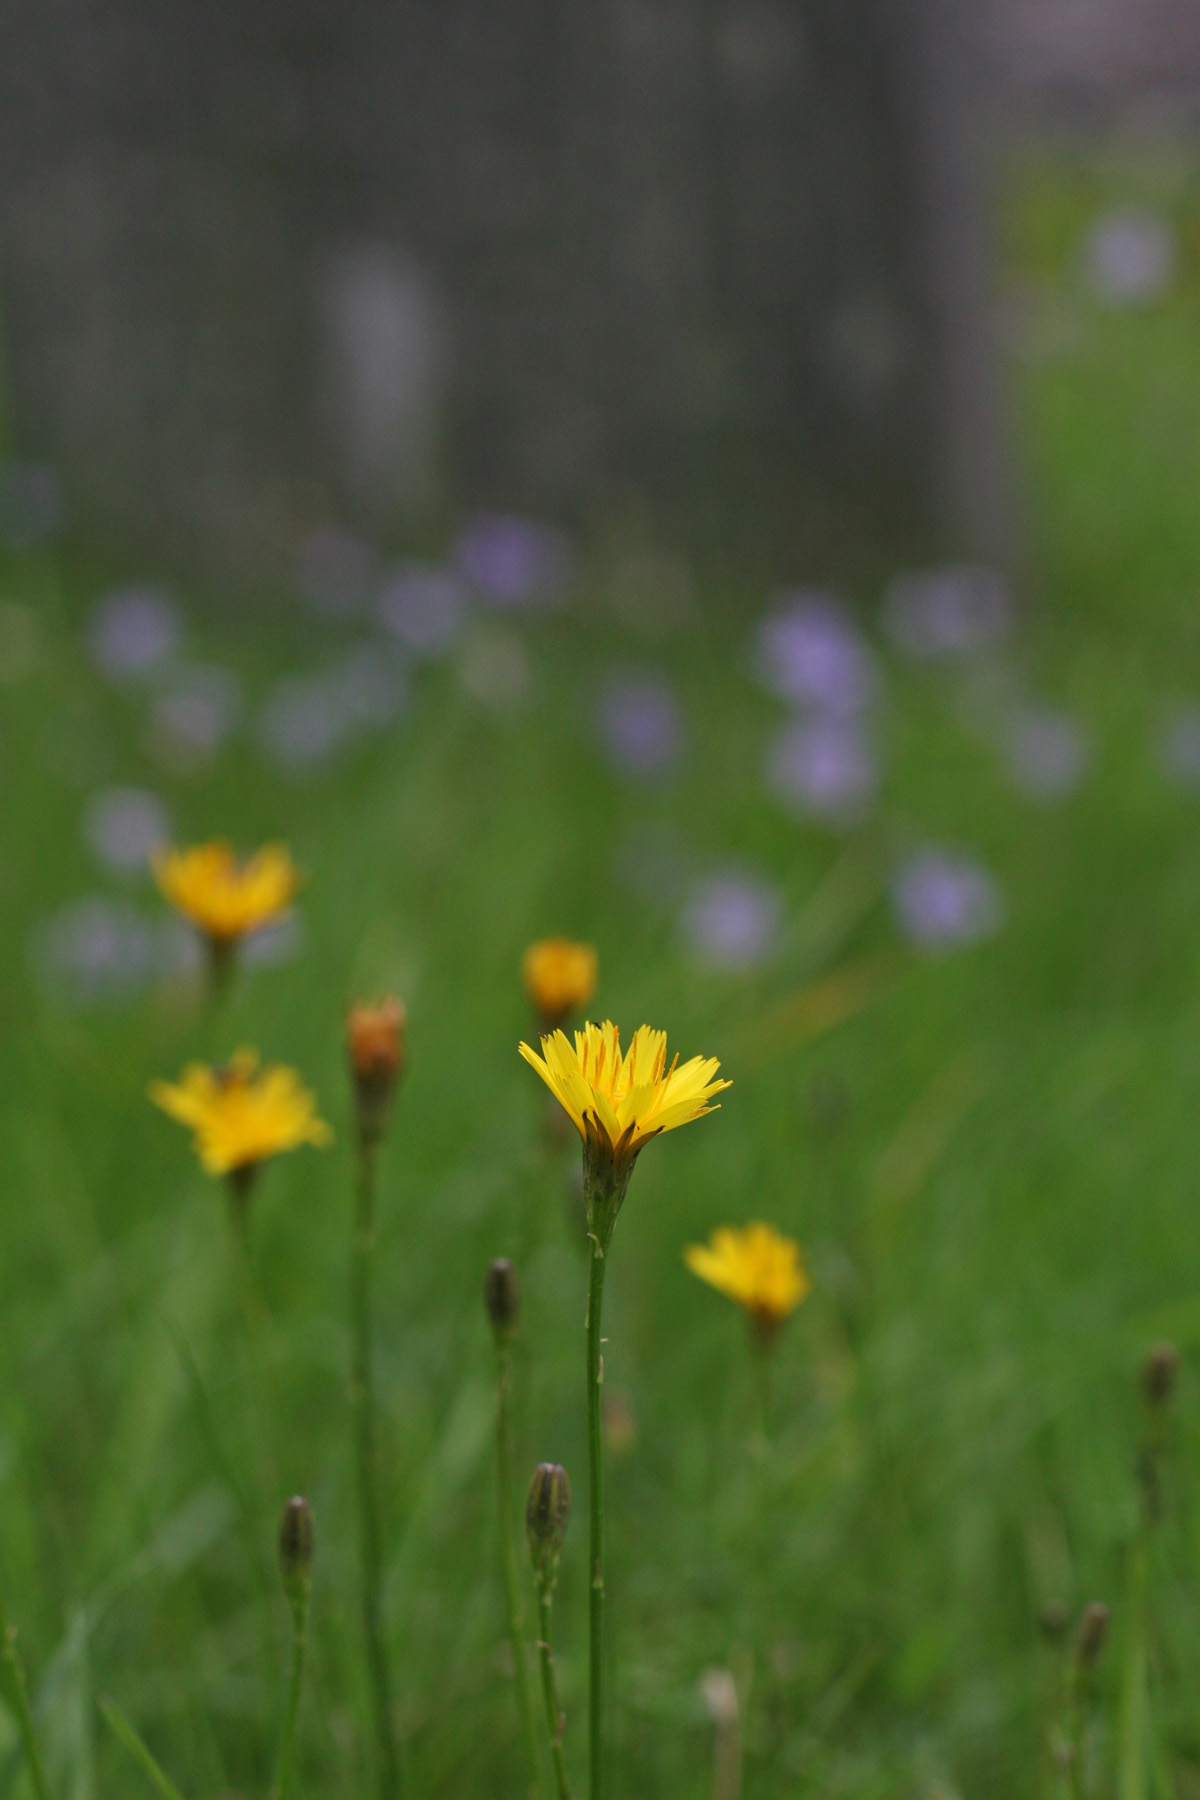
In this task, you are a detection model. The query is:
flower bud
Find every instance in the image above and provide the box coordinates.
[526,1462,571,1589]
[346,998,406,1145]
[1142,1341,1180,1407]
[1073,1601,1110,1668]
[522,939,597,1031]
[484,1258,521,1336]
[279,1496,315,1602]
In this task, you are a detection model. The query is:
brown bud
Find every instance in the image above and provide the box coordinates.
[279,1496,315,1601]
[1142,1342,1180,1407]
[484,1258,521,1336]
[526,1462,571,1589]
[347,998,406,1143]
[1073,1601,1110,1668]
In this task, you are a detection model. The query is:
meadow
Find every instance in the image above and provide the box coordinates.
[0,136,1199,1799]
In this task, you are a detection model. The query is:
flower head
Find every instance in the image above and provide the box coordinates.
[150,1048,331,1178]
[685,1222,810,1341]
[522,937,598,1027]
[519,1021,728,1205]
[153,841,299,947]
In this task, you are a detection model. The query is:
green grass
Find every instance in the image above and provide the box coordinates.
[1,137,1199,1799]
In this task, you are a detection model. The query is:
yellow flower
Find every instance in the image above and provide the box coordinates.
[150,1049,332,1178]
[522,937,598,1026]
[519,1020,729,1183]
[685,1222,811,1338]
[153,841,299,947]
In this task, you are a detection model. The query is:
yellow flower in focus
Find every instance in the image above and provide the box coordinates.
[522,937,598,1027]
[685,1222,810,1339]
[153,841,299,947]
[519,1020,729,1180]
[150,1049,332,1178]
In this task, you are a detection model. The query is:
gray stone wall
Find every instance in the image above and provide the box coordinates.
[0,0,999,577]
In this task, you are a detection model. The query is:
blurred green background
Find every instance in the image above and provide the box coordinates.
[0,139,1199,1800]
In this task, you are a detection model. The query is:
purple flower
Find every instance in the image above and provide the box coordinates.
[88,588,181,680]
[597,672,683,777]
[1084,210,1175,308]
[147,665,242,771]
[258,677,346,772]
[1004,706,1090,800]
[378,563,469,658]
[83,788,171,877]
[32,897,157,1005]
[754,593,875,716]
[766,716,877,821]
[892,849,1003,951]
[296,525,378,619]
[0,462,64,549]
[681,870,783,971]
[1156,708,1200,788]
[454,514,572,608]
[883,566,1011,661]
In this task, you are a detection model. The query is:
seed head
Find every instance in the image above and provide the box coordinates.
[279,1496,315,1602]
[484,1258,521,1336]
[1142,1341,1180,1407]
[526,1462,571,1589]
[1074,1601,1110,1668]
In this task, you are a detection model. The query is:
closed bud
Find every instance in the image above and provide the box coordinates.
[484,1258,521,1336]
[347,998,406,1144]
[279,1495,315,1601]
[1142,1341,1180,1407]
[1074,1601,1110,1668]
[526,1462,571,1589]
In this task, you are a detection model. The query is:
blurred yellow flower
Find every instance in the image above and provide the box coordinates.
[685,1222,810,1337]
[153,841,298,947]
[521,937,598,1026]
[150,1048,331,1178]
[519,1020,729,1176]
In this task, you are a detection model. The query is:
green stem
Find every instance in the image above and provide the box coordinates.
[100,1697,186,1800]
[538,1588,573,1800]
[269,1583,311,1800]
[495,1341,542,1797]
[585,1235,608,1800]
[352,1140,401,1800]
[1118,1535,1149,1800]
[0,1577,53,1800]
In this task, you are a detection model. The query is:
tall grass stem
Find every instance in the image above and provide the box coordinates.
[585,1236,608,1800]
[494,1338,542,1796]
[351,1141,401,1800]
[269,1573,311,1800]
[100,1697,186,1800]
[537,1589,573,1800]
[0,1578,53,1800]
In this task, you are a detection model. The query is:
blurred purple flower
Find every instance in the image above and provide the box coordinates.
[88,588,181,680]
[0,462,64,549]
[681,869,783,971]
[242,914,306,969]
[766,716,877,821]
[892,849,1003,951]
[147,665,242,771]
[1084,210,1175,308]
[258,677,346,772]
[84,788,170,877]
[32,897,157,1005]
[754,593,875,716]
[378,562,469,658]
[1004,706,1090,800]
[883,565,1011,661]
[454,513,572,608]
[597,672,683,777]
[1157,707,1200,788]
[296,525,378,619]
[326,646,408,730]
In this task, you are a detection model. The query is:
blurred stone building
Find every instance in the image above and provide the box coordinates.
[0,0,1021,578]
